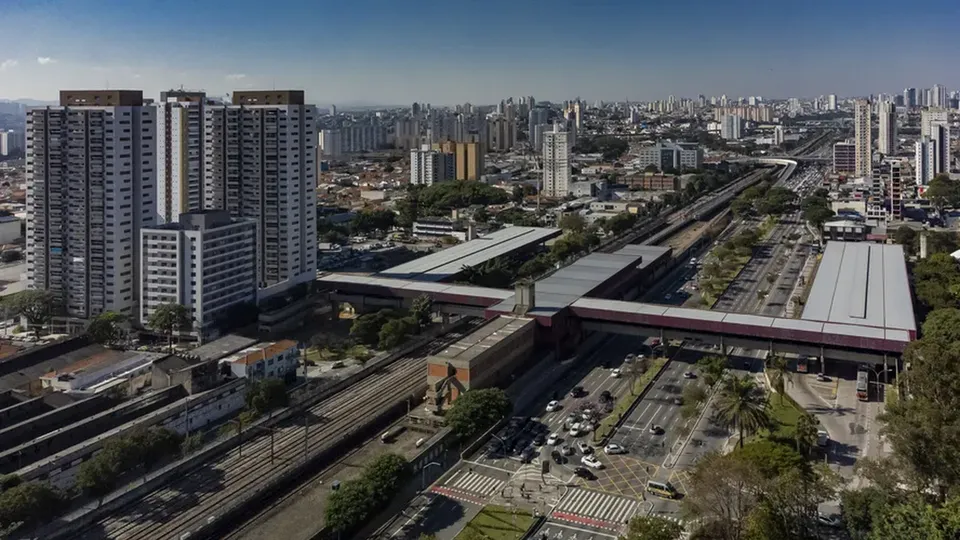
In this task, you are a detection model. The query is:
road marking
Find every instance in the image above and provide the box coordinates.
[541,521,619,538]
[390,494,433,538]
[552,488,641,531]
[429,486,486,506]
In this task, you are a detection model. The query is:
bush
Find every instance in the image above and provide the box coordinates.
[445,388,512,438]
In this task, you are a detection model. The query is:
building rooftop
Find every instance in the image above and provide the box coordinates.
[430,316,534,367]
[488,244,672,317]
[801,242,916,333]
[378,226,562,282]
[188,335,259,364]
[224,340,298,366]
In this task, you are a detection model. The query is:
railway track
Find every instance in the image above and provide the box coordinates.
[74,320,483,540]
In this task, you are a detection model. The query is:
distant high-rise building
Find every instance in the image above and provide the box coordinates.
[410,144,454,186]
[827,94,838,111]
[542,125,571,197]
[904,88,917,108]
[487,115,517,152]
[435,141,484,181]
[27,90,157,321]
[773,125,785,146]
[635,141,703,172]
[833,141,856,175]
[853,99,872,177]
[886,160,904,222]
[931,85,948,109]
[0,129,24,156]
[140,210,257,341]
[528,107,550,149]
[155,90,207,224]
[877,101,897,156]
[330,104,337,116]
[921,108,949,138]
[318,129,342,158]
[893,95,905,107]
[203,90,317,292]
[915,138,935,186]
[720,115,741,140]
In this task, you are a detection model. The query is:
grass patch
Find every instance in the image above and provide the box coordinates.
[455,505,535,540]
[749,392,806,445]
[594,357,668,441]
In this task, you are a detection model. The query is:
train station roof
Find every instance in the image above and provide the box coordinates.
[378,226,561,282]
[801,242,916,334]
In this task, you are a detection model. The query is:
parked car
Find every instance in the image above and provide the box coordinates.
[581,455,603,469]
[547,433,561,446]
[546,400,561,412]
[568,423,582,437]
[610,369,622,378]
[604,443,627,455]
[683,371,697,379]
[571,386,587,398]
[577,441,592,454]
[533,433,546,446]
[574,467,596,480]
[560,444,575,456]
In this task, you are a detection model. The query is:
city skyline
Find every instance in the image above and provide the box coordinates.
[1,0,959,105]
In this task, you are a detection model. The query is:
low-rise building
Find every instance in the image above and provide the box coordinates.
[633,142,702,172]
[39,349,166,394]
[412,218,477,241]
[152,334,256,394]
[822,219,869,242]
[221,340,299,380]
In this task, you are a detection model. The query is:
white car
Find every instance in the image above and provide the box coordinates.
[545,400,561,412]
[581,455,603,469]
[547,433,561,446]
[610,369,621,378]
[604,443,627,455]
[568,423,582,437]
[577,441,592,454]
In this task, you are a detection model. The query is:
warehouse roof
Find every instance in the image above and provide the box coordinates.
[378,226,561,282]
[801,242,915,333]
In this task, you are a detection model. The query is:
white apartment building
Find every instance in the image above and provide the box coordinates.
[720,115,741,140]
[26,90,157,321]
[203,91,317,295]
[915,123,950,186]
[410,144,454,186]
[140,210,257,341]
[853,99,872,178]
[542,124,571,197]
[773,125,785,146]
[827,94,838,111]
[155,91,206,224]
[0,130,24,156]
[318,129,342,158]
[223,339,299,380]
[877,101,897,156]
[921,108,949,139]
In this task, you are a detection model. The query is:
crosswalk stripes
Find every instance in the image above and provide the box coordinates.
[551,488,641,530]
[445,470,505,497]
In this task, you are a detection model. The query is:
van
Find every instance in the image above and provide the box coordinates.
[646,480,678,499]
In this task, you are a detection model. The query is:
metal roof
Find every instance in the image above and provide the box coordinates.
[801,242,916,333]
[430,316,535,366]
[488,245,671,317]
[378,226,562,282]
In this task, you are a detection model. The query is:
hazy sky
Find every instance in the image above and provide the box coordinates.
[1,0,958,105]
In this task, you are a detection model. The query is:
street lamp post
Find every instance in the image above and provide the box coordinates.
[421,461,441,490]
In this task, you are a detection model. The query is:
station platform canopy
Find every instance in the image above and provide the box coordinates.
[378,226,561,282]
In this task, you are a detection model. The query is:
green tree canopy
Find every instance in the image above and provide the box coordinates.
[714,375,770,448]
[0,481,63,530]
[559,213,587,233]
[147,303,192,351]
[5,290,58,337]
[924,174,960,213]
[622,515,684,540]
[445,388,512,438]
[350,309,403,347]
[246,378,289,414]
[410,294,434,329]
[87,311,125,345]
[378,316,419,349]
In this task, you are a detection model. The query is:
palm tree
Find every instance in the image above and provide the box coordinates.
[714,375,771,448]
[795,413,819,457]
[766,354,792,405]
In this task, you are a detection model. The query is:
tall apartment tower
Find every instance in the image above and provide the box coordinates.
[156,90,206,224]
[720,115,741,140]
[26,90,157,321]
[827,94,838,111]
[542,124,571,197]
[878,101,897,156]
[904,88,917,108]
[203,91,317,293]
[410,144,454,186]
[853,99,872,177]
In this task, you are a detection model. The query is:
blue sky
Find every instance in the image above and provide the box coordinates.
[1,0,958,105]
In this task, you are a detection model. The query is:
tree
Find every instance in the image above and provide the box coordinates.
[559,213,587,233]
[731,439,806,480]
[0,481,63,530]
[76,451,120,507]
[378,316,419,349]
[765,355,790,405]
[350,309,402,347]
[325,480,374,534]
[893,226,918,255]
[246,378,289,414]
[87,311,125,345]
[714,376,770,448]
[410,294,434,329]
[623,515,683,540]
[445,388,511,438]
[624,358,648,395]
[794,412,819,457]
[920,308,960,343]
[682,452,761,540]
[473,207,489,223]
[924,174,960,214]
[512,184,525,204]
[5,290,58,338]
[147,303,192,352]
[697,355,727,388]
[362,454,409,502]
[351,208,396,235]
